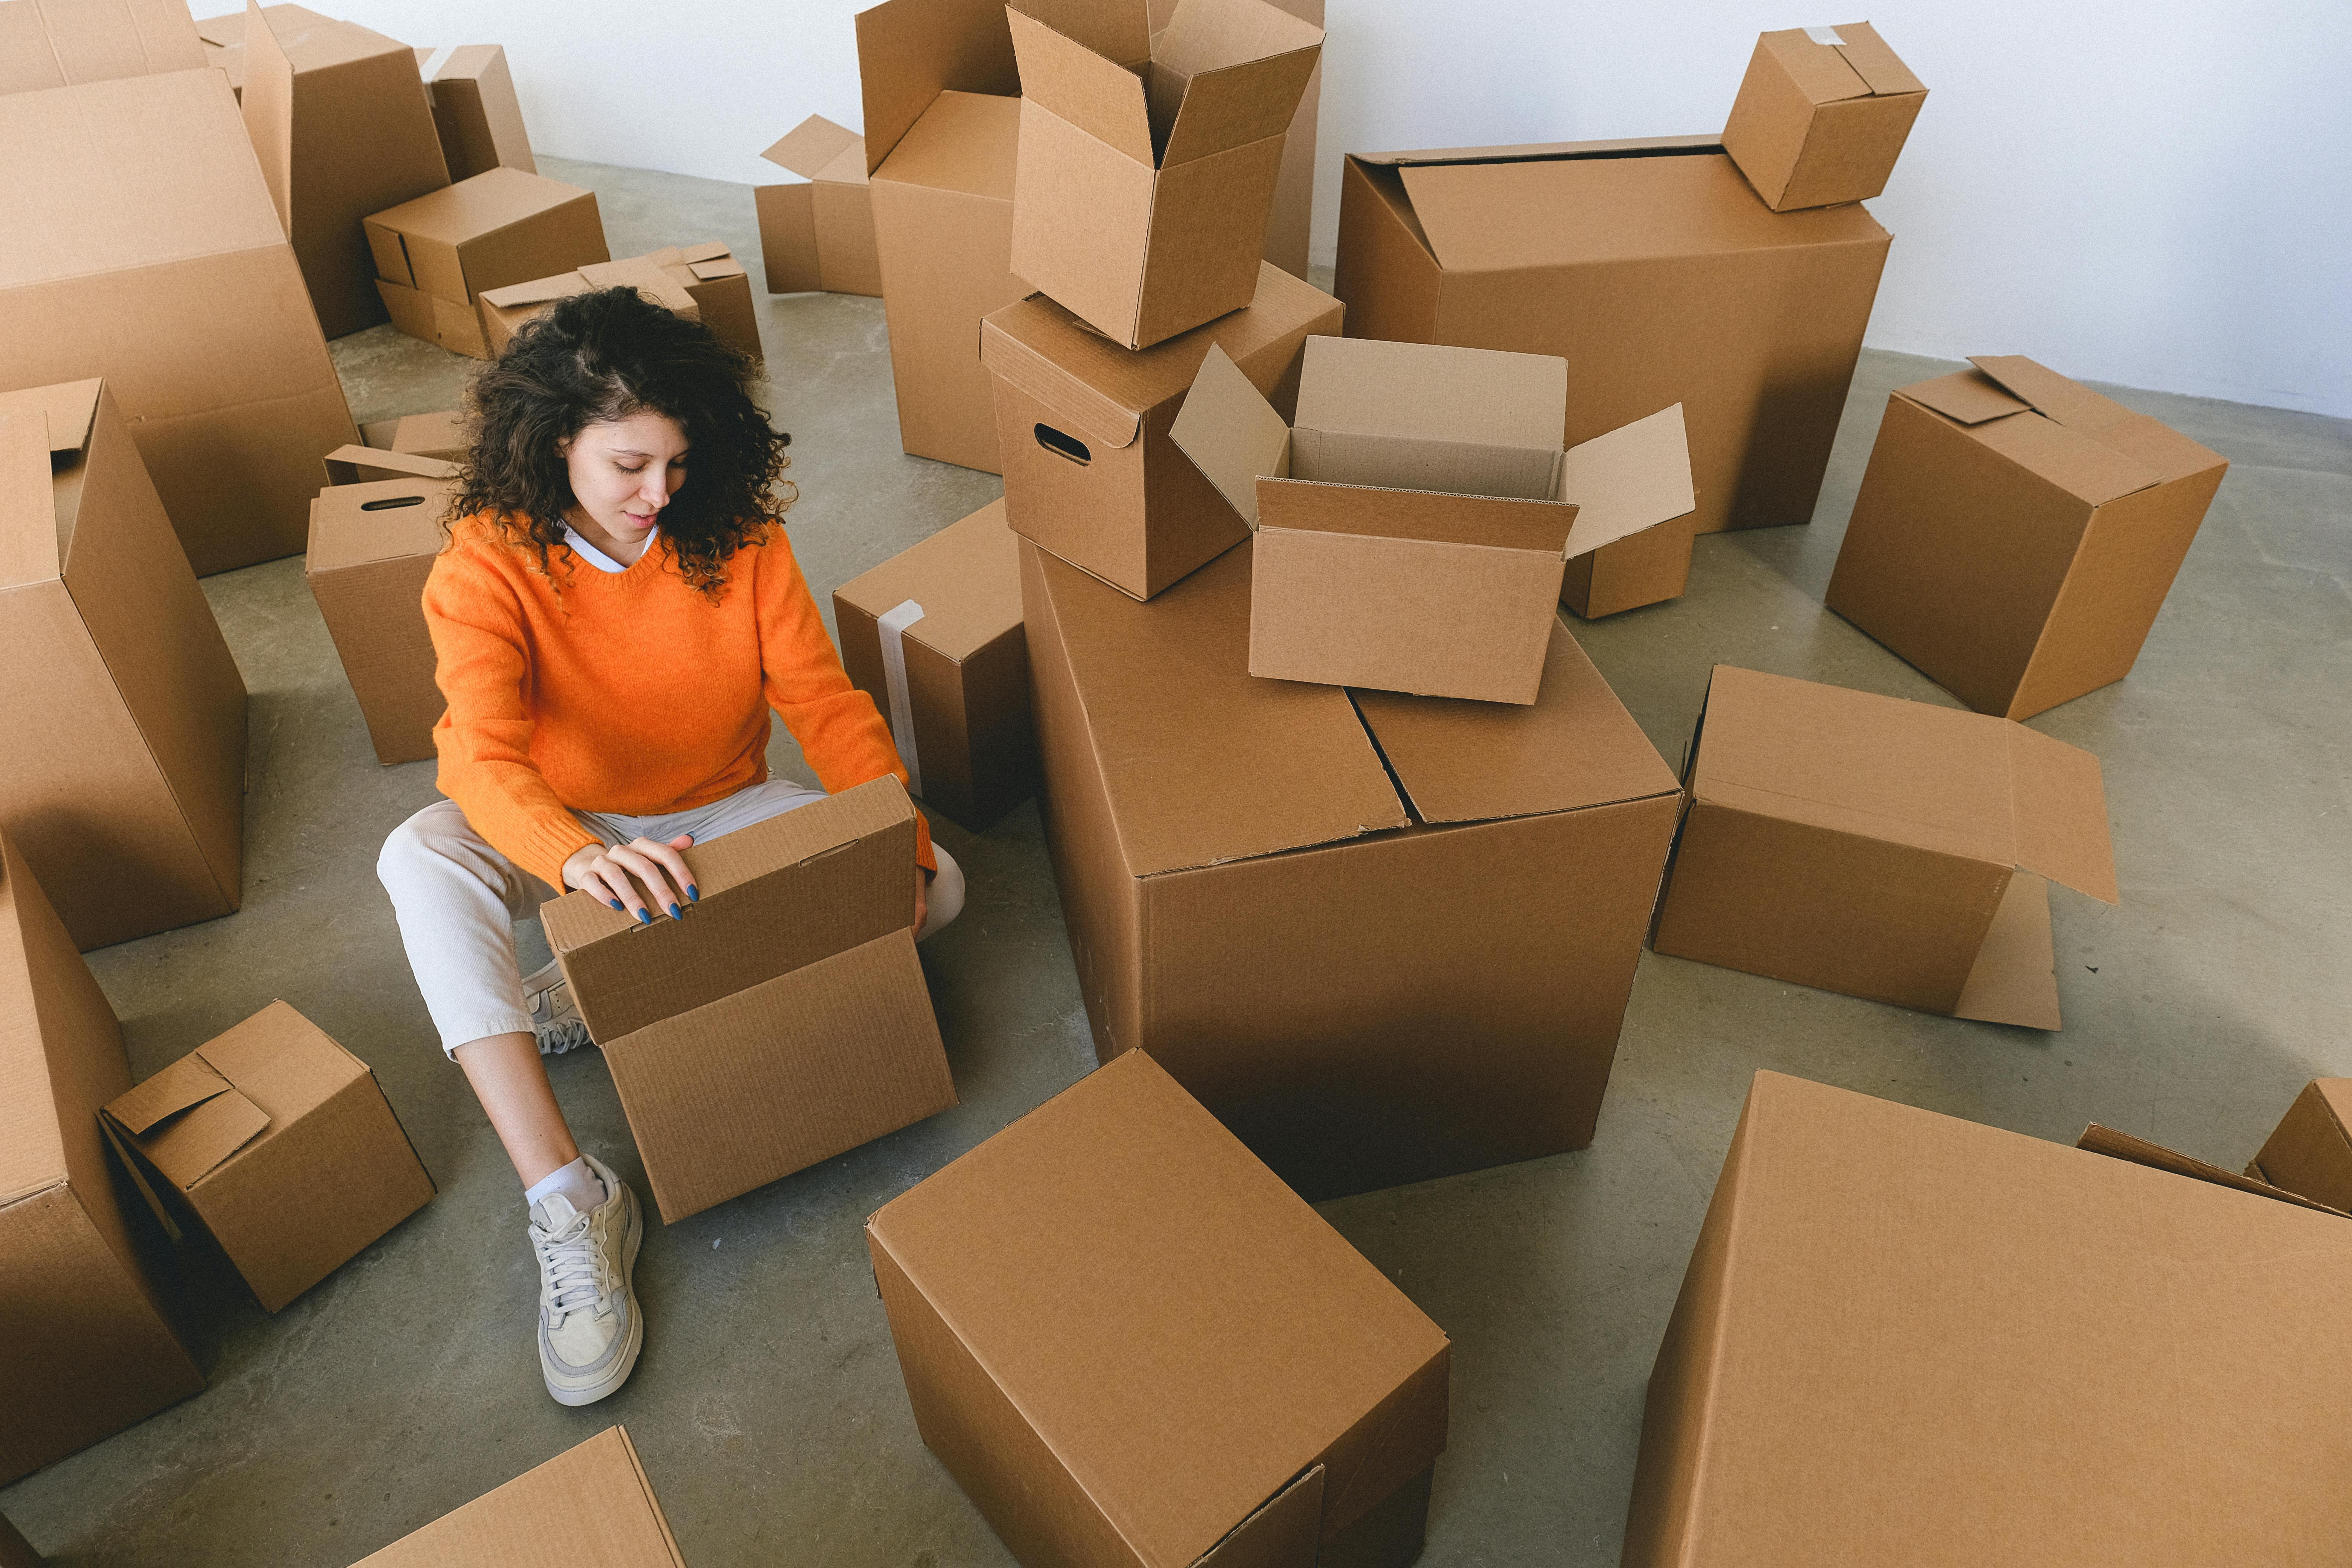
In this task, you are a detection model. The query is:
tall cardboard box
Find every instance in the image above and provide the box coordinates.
[755,115,883,297]
[1721,23,1926,212]
[479,243,761,364]
[1651,666,2120,1028]
[869,1050,1452,1568]
[1825,357,2230,720]
[2250,1080,2352,1213]
[306,465,455,766]
[0,832,205,1486]
[366,167,609,358]
[0,0,205,94]
[417,44,536,182]
[1025,538,1683,1198]
[349,1427,685,1566]
[1144,0,1323,279]
[834,500,1036,830]
[1622,1071,2352,1567]
[0,382,247,952]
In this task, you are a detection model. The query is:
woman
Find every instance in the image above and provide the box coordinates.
[376,287,960,1407]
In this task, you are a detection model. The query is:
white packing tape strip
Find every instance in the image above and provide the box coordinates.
[1804,25,1846,46]
[420,45,456,82]
[877,598,926,801]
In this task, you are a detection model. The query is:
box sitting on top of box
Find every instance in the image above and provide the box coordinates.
[367,167,608,358]
[478,243,761,363]
[306,464,455,766]
[1721,22,1926,212]
[756,115,883,297]
[348,1427,685,1566]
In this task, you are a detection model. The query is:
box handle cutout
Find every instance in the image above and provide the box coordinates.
[1035,424,1090,466]
[360,495,429,511]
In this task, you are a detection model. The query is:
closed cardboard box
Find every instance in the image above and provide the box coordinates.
[868,1050,1452,1568]
[367,167,609,358]
[417,44,536,183]
[1721,23,1926,212]
[1025,537,1682,1199]
[479,243,760,364]
[348,1426,685,1566]
[0,0,204,94]
[1825,356,2230,721]
[835,499,1036,830]
[1652,666,2120,1029]
[306,467,455,766]
[2250,1080,2352,1213]
[755,115,883,297]
[0,381,247,951]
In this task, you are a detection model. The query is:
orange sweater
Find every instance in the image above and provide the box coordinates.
[424,515,933,889]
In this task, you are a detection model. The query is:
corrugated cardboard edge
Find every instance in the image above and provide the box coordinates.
[611,1426,691,1567]
[2078,1124,2350,1219]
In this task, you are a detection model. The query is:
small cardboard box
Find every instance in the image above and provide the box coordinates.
[868,1050,1452,1568]
[1825,356,2230,721]
[2249,1080,2352,1214]
[1652,666,2120,1028]
[1005,0,1323,350]
[983,260,1340,602]
[1721,23,1926,212]
[835,499,1036,830]
[366,167,609,358]
[1173,335,1695,703]
[755,114,883,297]
[416,44,536,183]
[357,410,467,462]
[1623,1071,2352,1567]
[101,1001,435,1314]
[349,1427,685,1566]
[0,381,247,951]
[0,0,204,95]
[542,777,955,1223]
[0,830,204,1487]
[479,243,761,364]
[306,466,456,766]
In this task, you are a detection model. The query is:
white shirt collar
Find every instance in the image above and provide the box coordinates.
[563,525,652,574]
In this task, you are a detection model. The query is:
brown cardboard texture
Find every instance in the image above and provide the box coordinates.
[1173,334,1694,702]
[1721,23,1926,212]
[367,167,609,358]
[984,259,1338,601]
[1825,357,2230,720]
[363,409,467,462]
[1651,666,2119,1028]
[0,0,203,95]
[835,499,1036,830]
[2250,1080,2352,1214]
[1023,536,1681,1198]
[1004,0,1323,349]
[868,1050,1451,1568]
[479,243,761,363]
[1621,1071,2352,1568]
[0,831,204,1485]
[542,776,954,1222]
[306,470,455,766]
[2074,1122,2349,1218]
[321,444,456,486]
[0,382,247,951]
[1335,137,1890,615]
[0,68,358,574]
[756,114,882,296]
[349,1426,686,1566]
[417,44,536,182]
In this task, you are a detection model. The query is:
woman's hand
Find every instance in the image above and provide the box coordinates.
[565,834,697,924]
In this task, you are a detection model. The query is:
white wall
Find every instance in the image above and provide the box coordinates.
[208,1,2352,416]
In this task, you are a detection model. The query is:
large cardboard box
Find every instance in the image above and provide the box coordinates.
[479,243,760,364]
[1024,537,1682,1198]
[543,777,955,1223]
[0,832,204,1486]
[2250,1080,2352,1213]
[1622,1070,2352,1567]
[366,167,608,358]
[0,381,246,951]
[868,1050,1452,1568]
[306,466,455,766]
[1721,23,1926,212]
[1173,335,1695,702]
[1825,357,2230,721]
[417,44,535,182]
[0,0,204,94]
[1652,666,2120,1029]
[1004,0,1322,350]
[755,115,883,297]
[0,68,358,574]
[1335,136,1891,617]
[349,1427,685,1566]
[984,260,1338,601]
[835,499,1036,830]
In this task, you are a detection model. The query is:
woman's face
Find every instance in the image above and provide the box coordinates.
[562,409,689,545]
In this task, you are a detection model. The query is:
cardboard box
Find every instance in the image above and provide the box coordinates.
[0,830,204,1486]
[349,1427,685,1566]
[366,167,609,358]
[835,499,1036,830]
[1652,666,2120,1028]
[983,260,1339,602]
[1721,23,1926,212]
[306,467,456,766]
[1173,335,1695,702]
[1623,1070,2352,1568]
[2249,1080,2352,1214]
[0,1512,38,1568]
[1004,0,1323,350]
[0,381,247,951]
[868,1050,1452,1568]
[2075,1120,2350,1217]
[542,777,954,1223]
[416,44,535,183]
[755,114,883,296]
[358,410,467,462]
[1141,0,1323,280]
[321,444,457,487]
[0,0,204,94]
[1024,537,1682,1198]
[479,244,761,364]
[1825,356,2230,721]
[1335,136,1891,616]
[0,68,358,574]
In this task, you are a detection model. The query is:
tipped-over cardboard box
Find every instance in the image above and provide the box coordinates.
[0,0,204,95]
[417,44,535,183]
[1623,1070,2352,1567]
[1025,537,1682,1197]
[1173,335,1695,702]
[367,167,609,358]
[357,410,467,462]
[349,1427,685,1566]
[1826,356,2230,721]
[0,381,246,951]
[869,1050,1452,1568]
[984,261,1340,601]
[1652,666,2120,1028]
[756,115,883,297]
[1336,136,1890,617]
[835,500,1036,830]
[0,832,204,1486]
[478,244,761,364]
[1005,0,1323,350]
[2250,1080,2352,1214]
[542,777,954,1222]
[306,466,457,766]
[1721,23,1926,213]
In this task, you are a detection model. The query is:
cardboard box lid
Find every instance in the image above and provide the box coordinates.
[835,497,1021,663]
[483,253,699,317]
[1898,359,2226,504]
[320,445,457,487]
[237,2,412,73]
[867,83,1019,197]
[367,165,592,245]
[389,411,466,456]
[761,113,868,185]
[350,1426,686,1566]
[307,474,452,571]
[0,0,205,95]
[854,0,1019,175]
[1755,23,1924,106]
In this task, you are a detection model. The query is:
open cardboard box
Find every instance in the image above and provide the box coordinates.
[478,243,760,363]
[0,0,204,95]
[1721,22,1926,212]
[756,115,883,297]
[357,410,467,461]
[415,44,536,183]
[348,1427,685,1566]
[306,464,456,766]
[2250,1079,2352,1213]
[366,167,608,358]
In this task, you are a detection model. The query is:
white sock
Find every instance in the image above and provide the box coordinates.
[524,1157,606,1217]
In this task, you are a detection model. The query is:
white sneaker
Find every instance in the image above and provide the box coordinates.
[523,957,592,1055]
[528,1154,643,1406]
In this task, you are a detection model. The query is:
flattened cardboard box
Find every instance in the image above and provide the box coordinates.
[306,467,455,766]
[0,381,247,951]
[868,1050,1450,1568]
[367,167,609,358]
[1622,1071,2352,1567]
[2250,1080,2352,1214]
[1024,537,1682,1199]
[349,1426,686,1566]
[479,243,760,364]
[543,777,954,1222]
[416,44,536,183]
[1721,23,1926,212]
[0,0,204,95]
[1652,666,2119,1028]
[756,115,883,296]
[1825,355,2229,720]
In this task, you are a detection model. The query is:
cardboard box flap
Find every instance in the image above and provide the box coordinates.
[854,0,1020,174]
[392,412,467,456]
[1972,412,2165,507]
[2003,724,2118,903]
[1353,134,1723,168]
[1950,869,2059,1029]
[1967,354,2135,435]
[2090,412,2227,486]
[1760,26,1874,105]
[478,271,591,309]
[308,476,452,571]
[0,414,59,591]
[762,113,865,179]
[1557,403,1695,559]
[1150,0,1322,167]
[675,240,733,264]
[1193,1464,1321,1566]
[1901,370,2031,426]
[1006,7,1155,165]
[836,498,1024,662]
[0,380,99,458]
[0,0,205,93]
[2250,1081,2352,1208]
[981,316,1148,449]
[688,256,746,282]
[2079,1124,2349,1219]
[104,1054,271,1189]
[1256,479,1576,556]
[578,256,699,317]
[368,166,592,247]
[1294,337,1564,460]
[1169,341,1292,528]
[321,445,459,486]
[1821,21,1925,97]
[104,1052,233,1136]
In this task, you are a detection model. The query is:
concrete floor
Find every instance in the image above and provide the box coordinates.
[5,154,2349,1566]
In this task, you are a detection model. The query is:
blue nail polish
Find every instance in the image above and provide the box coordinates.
[636,909,651,926]
[687,884,700,902]
[609,899,623,911]
[668,903,681,919]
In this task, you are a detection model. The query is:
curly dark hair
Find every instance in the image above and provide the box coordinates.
[448,285,792,598]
